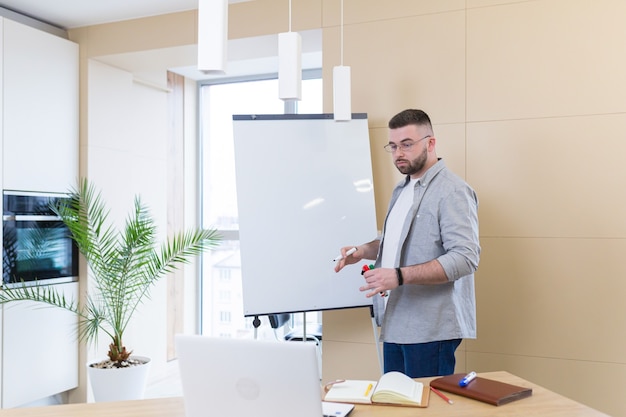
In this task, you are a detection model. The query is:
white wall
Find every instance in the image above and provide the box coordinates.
[85,59,170,392]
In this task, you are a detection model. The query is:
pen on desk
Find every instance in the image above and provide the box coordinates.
[459,371,477,387]
[363,383,373,397]
[333,247,357,262]
[430,386,453,404]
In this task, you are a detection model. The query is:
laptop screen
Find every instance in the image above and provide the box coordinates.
[175,335,328,417]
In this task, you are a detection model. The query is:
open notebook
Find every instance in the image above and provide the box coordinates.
[175,335,353,417]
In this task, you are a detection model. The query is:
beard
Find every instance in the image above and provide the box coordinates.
[395,144,428,176]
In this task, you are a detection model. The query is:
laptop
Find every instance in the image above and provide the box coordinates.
[175,335,353,417]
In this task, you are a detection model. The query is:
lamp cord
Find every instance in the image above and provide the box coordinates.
[340,0,344,66]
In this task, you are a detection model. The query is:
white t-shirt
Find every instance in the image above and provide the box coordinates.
[380,178,418,268]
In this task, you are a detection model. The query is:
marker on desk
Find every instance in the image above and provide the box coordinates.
[459,371,477,387]
[333,247,357,262]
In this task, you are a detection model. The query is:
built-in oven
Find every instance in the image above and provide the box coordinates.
[2,190,79,287]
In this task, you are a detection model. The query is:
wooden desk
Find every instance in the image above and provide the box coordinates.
[352,371,609,417]
[0,371,608,417]
[0,397,186,417]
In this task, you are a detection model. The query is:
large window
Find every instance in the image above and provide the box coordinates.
[199,73,322,340]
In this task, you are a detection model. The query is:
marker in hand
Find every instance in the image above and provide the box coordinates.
[361,264,374,275]
[459,371,477,387]
[333,247,357,262]
[361,264,387,297]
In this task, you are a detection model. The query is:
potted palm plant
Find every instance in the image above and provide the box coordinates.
[0,179,220,401]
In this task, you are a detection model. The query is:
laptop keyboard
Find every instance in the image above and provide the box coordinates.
[322,402,354,417]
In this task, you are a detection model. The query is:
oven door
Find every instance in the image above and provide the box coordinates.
[3,214,78,287]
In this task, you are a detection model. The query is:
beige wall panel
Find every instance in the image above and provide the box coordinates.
[323,307,377,344]
[323,11,465,129]
[467,0,531,7]
[469,237,626,363]
[322,310,381,382]
[467,0,626,121]
[322,0,465,27]
[229,0,322,39]
[322,341,382,382]
[69,11,197,58]
[467,115,626,238]
[467,351,625,417]
[321,0,464,26]
[432,122,466,179]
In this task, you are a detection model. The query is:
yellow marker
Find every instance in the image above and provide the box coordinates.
[363,383,374,397]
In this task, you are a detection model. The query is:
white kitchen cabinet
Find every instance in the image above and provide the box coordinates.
[2,17,79,193]
[1,282,79,408]
[0,17,80,408]
[0,17,3,196]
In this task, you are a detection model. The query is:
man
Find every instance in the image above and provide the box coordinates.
[334,109,480,378]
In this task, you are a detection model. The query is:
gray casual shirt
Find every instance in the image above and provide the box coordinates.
[373,159,480,344]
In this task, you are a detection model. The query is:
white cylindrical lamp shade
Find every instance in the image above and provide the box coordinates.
[278,32,302,101]
[197,0,228,74]
[333,65,352,121]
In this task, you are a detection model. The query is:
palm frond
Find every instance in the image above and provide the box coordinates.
[0,283,79,315]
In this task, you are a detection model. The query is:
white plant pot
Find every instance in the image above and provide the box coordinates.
[87,356,151,402]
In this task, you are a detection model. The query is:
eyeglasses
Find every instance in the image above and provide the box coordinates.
[383,135,431,153]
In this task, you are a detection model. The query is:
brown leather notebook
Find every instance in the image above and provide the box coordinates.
[429,373,532,406]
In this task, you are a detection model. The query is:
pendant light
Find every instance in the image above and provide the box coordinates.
[278,0,302,101]
[197,0,228,74]
[333,0,352,121]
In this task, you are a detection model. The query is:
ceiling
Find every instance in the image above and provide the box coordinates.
[0,0,210,29]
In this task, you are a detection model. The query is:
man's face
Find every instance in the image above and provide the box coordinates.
[387,125,432,177]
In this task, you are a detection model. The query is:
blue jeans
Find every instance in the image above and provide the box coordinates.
[383,339,462,378]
